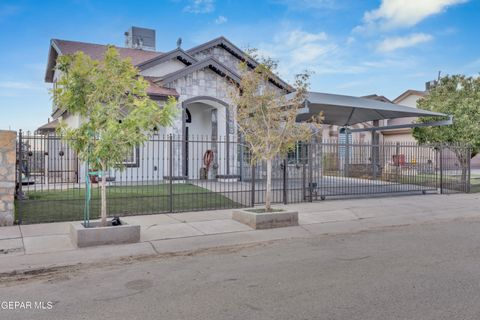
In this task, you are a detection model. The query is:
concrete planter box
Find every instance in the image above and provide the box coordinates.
[70,219,140,248]
[232,208,298,229]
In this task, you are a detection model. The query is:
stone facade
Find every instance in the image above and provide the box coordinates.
[191,46,286,97]
[192,46,243,75]
[165,68,234,176]
[0,130,16,226]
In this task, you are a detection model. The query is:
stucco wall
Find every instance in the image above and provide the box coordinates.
[388,94,421,127]
[0,130,16,226]
[140,59,186,77]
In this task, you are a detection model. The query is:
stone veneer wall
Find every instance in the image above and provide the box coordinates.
[0,130,16,226]
[191,46,243,75]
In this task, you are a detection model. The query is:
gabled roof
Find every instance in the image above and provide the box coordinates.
[45,36,293,92]
[37,118,59,133]
[143,76,179,98]
[187,36,293,92]
[156,57,241,86]
[45,39,177,98]
[137,48,198,71]
[362,94,393,103]
[45,39,163,82]
[188,36,258,67]
[393,89,426,103]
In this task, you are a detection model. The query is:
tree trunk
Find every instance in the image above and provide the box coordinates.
[265,158,272,211]
[100,163,107,227]
[453,149,469,191]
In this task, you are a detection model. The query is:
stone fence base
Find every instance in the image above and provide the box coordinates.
[0,130,16,226]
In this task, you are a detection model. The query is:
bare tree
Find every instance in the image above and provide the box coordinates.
[230,53,322,211]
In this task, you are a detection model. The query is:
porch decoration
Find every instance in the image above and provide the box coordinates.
[201,149,214,179]
[52,46,177,244]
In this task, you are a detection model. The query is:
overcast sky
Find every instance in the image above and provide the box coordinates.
[0,0,479,131]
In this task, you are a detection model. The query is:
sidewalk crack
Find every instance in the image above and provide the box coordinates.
[147,241,160,255]
[18,226,26,255]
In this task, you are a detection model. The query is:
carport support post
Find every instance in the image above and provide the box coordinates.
[371,124,379,179]
[344,131,350,178]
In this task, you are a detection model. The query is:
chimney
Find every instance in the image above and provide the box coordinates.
[124,26,156,51]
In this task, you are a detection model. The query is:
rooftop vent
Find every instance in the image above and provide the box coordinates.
[425,80,438,91]
[124,26,156,51]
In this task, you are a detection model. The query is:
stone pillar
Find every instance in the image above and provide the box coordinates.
[0,130,16,226]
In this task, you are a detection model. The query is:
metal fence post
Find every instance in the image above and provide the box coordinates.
[239,135,244,181]
[439,145,443,194]
[17,129,23,224]
[344,133,350,178]
[395,142,400,183]
[302,161,306,201]
[372,130,378,180]
[467,145,471,193]
[308,141,313,202]
[251,162,255,207]
[168,134,173,213]
[283,157,287,205]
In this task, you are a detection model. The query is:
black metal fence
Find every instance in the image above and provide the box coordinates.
[15,131,471,224]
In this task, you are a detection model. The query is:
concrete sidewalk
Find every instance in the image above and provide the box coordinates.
[1,193,480,274]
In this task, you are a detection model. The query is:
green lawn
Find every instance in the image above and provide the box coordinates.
[16,183,241,224]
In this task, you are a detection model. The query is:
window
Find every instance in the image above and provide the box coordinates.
[123,147,140,167]
[287,142,308,164]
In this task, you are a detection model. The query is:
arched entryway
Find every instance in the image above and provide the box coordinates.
[181,96,232,179]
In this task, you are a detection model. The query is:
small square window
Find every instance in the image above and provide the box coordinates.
[123,147,140,167]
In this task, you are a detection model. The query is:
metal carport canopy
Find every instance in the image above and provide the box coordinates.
[292,91,446,126]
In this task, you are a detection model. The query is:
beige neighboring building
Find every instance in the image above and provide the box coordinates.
[381,90,427,143]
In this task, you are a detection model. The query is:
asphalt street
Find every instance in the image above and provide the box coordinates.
[2,218,480,320]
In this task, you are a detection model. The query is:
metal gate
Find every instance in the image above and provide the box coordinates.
[250,140,471,204]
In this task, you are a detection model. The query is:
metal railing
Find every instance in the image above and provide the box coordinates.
[15,131,471,224]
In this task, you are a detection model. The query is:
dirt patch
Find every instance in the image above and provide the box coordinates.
[0,247,23,255]
[0,241,273,287]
